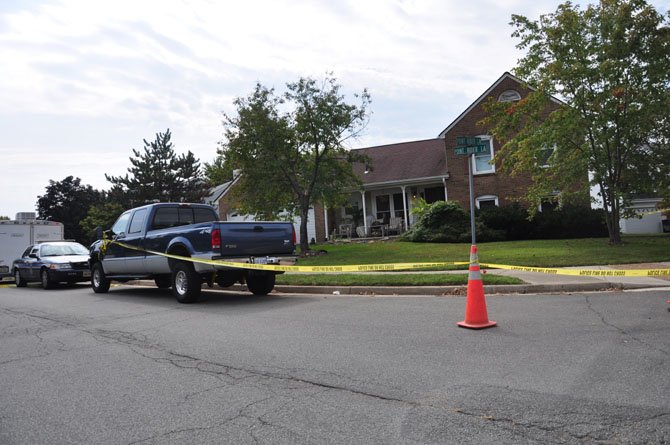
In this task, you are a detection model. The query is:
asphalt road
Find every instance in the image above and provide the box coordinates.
[1,284,668,444]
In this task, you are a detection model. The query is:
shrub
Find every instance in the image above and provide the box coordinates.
[532,205,607,239]
[402,201,469,242]
[476,203,533,240]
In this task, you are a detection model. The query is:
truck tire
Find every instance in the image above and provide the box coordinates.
[171,261,201,304]
[246,271,276,296]
[154,275,172,289]
[91,262,111,293]
[41,269,54,290]
[15,269,27,288]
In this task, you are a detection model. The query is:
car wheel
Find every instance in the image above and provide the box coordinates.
[246,271,276,296]
[171,261,201,304]
[154,275,171,289]
[41,269,54,290]
[91,263,111,293]
[15,269,27,288]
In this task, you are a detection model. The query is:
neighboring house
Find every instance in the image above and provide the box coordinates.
[209,72,565,242]
[619,197,669,234]
[205,172,326,245]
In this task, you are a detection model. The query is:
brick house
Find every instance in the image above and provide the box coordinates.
[209,72,561,243]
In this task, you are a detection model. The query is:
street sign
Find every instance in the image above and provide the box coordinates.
[456,136,482,146]
[454,144,488,155]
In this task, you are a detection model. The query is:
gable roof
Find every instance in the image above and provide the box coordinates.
[351,138,448,186]
[203,174,241,205]
[437,71,564,138]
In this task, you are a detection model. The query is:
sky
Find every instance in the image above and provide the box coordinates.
[1,0,668,219]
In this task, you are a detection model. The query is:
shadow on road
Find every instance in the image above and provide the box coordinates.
[93,284,313,312]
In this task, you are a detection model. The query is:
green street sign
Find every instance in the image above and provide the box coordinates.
[454,144,488,155]
[456,136,482,146]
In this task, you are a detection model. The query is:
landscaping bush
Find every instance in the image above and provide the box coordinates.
[476,203,533,240]
[532,205,607,239]
[402,200,607,243]
[401,201,469,242]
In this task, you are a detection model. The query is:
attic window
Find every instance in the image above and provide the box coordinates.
[498,90,521,102]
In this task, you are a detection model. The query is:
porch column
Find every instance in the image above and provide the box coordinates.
[323,205,329,240]
[360,190,368,235]
[401,185,409,229]
[443,177,448,201]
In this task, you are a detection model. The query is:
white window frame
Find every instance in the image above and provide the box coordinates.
[498,89,521,102]
[476,195,499,209]
[473,135,495,175]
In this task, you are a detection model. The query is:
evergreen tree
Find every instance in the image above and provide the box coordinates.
[106,129,206,206]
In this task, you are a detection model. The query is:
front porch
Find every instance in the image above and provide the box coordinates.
[324,178,450,242]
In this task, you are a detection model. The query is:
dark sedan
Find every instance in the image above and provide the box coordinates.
[13,242,91,289]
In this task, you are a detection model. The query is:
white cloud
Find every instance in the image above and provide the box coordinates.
[0,0,667,218]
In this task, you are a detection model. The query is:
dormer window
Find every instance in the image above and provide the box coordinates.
[498,90,521,102]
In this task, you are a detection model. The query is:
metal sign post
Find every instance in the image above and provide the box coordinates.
[468,153,476,245]
[455,136,486,245]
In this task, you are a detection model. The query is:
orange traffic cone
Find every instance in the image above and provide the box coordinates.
[458,245,497,330]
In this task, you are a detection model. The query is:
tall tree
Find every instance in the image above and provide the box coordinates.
[221,75,371,252]
[37,176,103,243]
[483,0,670,244]
[106,129,206,206]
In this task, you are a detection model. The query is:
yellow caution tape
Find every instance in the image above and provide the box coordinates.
[109,241,469,272]
[633,208,669,216]
[103,241,669,276]
[480,263,670,277]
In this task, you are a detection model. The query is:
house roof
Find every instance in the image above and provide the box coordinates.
[351,138,448,186]
[203,175,240,205]
[437,71,564,138]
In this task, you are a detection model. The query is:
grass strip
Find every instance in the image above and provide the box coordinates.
[298,235,670,268]
[276,273,523,286]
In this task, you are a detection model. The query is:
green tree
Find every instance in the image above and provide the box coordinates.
[221,75,371,252]
[0,216,9,221]
[483,0,670,244]
[80,200,125,239]
[37,176,103,243]
[203,155,234,186]
[106,129,206,206]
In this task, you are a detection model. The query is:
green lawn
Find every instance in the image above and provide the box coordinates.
[297,235,670,268]
[278,235,670,287]
[276,273,523,286]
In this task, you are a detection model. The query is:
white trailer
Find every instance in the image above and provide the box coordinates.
[0,216,64,280]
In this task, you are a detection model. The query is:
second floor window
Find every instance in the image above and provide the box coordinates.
[473,136,495,174]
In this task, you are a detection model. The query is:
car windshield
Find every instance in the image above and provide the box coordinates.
[40,243,89,257]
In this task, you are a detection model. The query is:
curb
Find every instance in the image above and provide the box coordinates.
[126,281,663,296]
[261,282,656,296]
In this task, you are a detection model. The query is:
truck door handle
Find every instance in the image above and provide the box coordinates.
[253,226,264,232]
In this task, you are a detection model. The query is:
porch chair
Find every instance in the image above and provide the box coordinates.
[387,216,405,235]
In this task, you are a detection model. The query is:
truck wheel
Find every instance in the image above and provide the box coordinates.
[41,269,54,290]
[171,261,201,304]
[15,269,27,288]
[154,275,172,289]
[246,271,276,296]
[91,263,111,293]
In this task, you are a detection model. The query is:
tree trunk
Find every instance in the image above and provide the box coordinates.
[299,205,310,254]
[602,187,622,245]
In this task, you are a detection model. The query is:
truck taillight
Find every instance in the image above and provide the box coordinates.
[212,228,221,250]
[292,227,296,246]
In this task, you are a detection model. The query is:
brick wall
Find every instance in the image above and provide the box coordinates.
[444,76,544,209]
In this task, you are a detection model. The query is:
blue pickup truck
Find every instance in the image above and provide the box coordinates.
[89,203,296,303]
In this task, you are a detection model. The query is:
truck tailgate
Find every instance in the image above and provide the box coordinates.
[216,222,294,257]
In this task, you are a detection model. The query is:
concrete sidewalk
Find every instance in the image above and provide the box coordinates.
[271,262,670,296]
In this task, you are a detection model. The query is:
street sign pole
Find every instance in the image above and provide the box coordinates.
[468,153,476,245]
